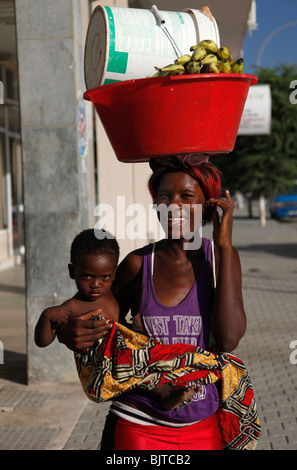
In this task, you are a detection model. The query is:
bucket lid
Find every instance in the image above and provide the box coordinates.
[183,8,220,46]
[84,6,109,90]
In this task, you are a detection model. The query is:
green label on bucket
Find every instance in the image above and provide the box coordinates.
[105,6,128,75]
[176,13,185,24]
[104,78,120,85]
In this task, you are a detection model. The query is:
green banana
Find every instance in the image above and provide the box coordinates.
[231,58,244,73]
[218,46,233,62]
[200,54,218,65]
[175,54,191,65]
[152,69,162,77]
[204,63,220,73]
[152,67,171,77]
[151,41,245,78]
[218,58,232,73]
[160,63,185,75]
[197,39,218,54]
[186,61,201,74]
[191,46,207,62]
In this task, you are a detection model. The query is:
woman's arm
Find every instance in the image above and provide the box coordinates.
[56,310,112,351]
[112,248,143,325]
[208,190,246,352]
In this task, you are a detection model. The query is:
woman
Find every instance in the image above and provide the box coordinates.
[58,154,246,450]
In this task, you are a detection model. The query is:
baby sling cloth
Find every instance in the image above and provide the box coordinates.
[75,319,261,450]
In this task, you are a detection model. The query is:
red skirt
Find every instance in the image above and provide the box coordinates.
[101,411,222,451]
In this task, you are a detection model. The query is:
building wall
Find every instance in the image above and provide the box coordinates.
[0,231,10,264]
[0,52,21,268]
[15,0,95,383]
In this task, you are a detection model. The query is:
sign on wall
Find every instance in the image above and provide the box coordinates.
[238,84,271,135]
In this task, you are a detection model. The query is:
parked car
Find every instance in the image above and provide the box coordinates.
[269,181,297,218]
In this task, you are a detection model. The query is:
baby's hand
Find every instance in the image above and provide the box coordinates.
[43,305,72,324]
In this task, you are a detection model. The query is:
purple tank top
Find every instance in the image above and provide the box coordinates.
[122,239,220,424]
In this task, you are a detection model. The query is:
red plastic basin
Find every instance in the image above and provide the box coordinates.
[84,74,258,163]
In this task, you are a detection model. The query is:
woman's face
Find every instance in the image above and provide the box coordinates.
[155,172,205,242]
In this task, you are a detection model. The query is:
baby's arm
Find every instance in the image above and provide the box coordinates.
[34,304,72,348]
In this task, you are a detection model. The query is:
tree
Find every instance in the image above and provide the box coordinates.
[214,64,297,226]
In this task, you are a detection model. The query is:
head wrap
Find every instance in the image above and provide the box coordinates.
[149,154,210,172]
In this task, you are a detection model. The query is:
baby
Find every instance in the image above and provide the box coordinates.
[34,228,119,348]
[35,228,199,409]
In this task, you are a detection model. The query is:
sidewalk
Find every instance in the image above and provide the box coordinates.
[1,211,297,450]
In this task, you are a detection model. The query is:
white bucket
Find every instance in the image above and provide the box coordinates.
[84,6,220,89]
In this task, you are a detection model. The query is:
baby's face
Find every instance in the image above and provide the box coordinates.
[71,253,116,301]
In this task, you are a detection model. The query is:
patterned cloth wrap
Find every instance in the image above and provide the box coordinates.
[75,319,261,450]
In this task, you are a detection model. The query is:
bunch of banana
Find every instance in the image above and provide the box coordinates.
[149,40,244,77]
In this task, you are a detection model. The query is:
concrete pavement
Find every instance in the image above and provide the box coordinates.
[1,208,297,450]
